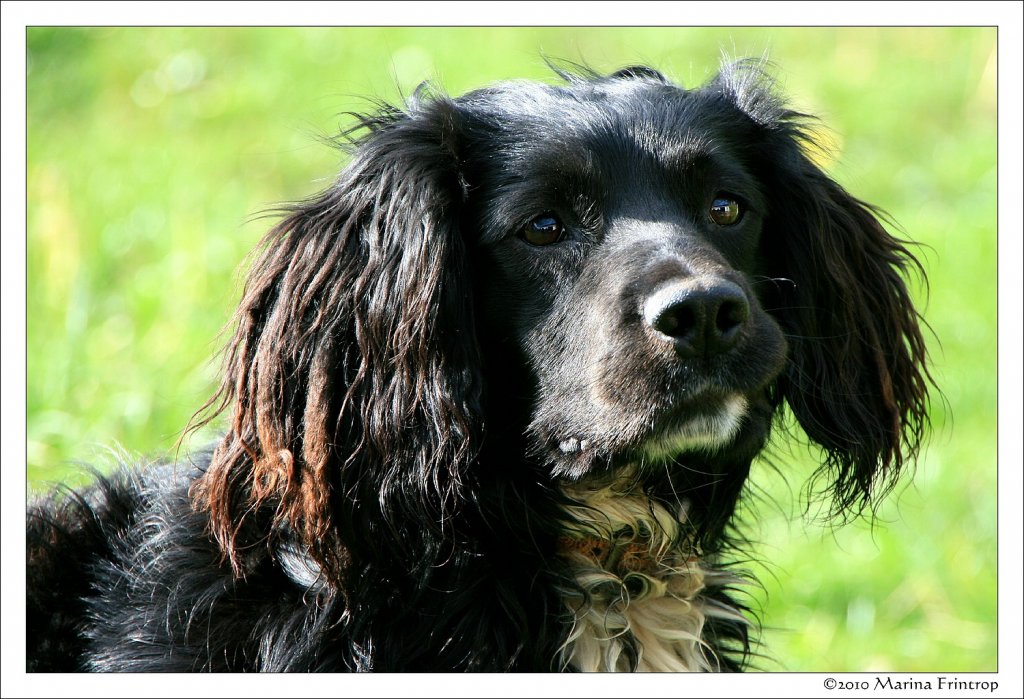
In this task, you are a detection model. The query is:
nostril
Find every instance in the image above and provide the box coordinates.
[652,303,693,337]
[645,290,707,346]
[716,297,749,336]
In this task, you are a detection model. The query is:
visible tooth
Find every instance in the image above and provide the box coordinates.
[559,438,579,453]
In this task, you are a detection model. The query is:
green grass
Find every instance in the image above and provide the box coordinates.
[26,27,997,672]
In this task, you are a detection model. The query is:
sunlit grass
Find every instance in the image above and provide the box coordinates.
[26,26,997,671]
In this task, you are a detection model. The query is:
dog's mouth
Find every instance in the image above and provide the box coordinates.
[548,390,752,480]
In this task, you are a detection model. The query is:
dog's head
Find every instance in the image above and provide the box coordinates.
[192,61,932,579]
[464,66,789,478]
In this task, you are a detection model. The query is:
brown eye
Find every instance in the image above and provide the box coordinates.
[709,196,742,226]
[521,214,565,246]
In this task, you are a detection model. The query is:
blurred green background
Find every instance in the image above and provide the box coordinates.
[26,27,996,672]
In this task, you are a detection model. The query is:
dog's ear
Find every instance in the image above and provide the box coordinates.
[766,165,932,515]
[714,61,933,516]
[191,96,481,579]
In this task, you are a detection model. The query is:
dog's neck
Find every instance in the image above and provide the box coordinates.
[555,470,744,672]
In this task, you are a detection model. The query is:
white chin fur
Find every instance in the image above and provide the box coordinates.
[642,394,748,460]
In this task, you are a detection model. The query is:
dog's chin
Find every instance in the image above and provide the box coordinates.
[548,392,751,482]
[640,393,749,462]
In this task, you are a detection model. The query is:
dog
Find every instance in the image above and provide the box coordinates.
[26,60,933,672]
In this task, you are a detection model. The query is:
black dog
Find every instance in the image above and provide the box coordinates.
[27,61,933,672]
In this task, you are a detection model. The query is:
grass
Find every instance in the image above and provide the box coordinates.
[25,26,997,672]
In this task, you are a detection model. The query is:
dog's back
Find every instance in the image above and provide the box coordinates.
[27,467,154,671]
[26,464,243,671]
[26,460,361,672]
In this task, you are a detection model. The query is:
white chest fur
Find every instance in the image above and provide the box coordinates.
[555,477,747,672]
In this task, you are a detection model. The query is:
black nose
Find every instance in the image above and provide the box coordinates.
[644,279,750,357]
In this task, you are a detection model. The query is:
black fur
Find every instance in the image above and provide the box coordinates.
[27,60,933,672]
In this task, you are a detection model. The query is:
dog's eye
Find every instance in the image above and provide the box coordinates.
[709,196,743,226]
[521,214,565,246]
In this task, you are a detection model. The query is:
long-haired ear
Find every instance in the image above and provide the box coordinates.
[765,165,933,515]
[189,95,481,580]
[714,60,934,515]
[770,165,929,513]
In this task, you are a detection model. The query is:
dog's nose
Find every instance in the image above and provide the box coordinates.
[643,279,750,357]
